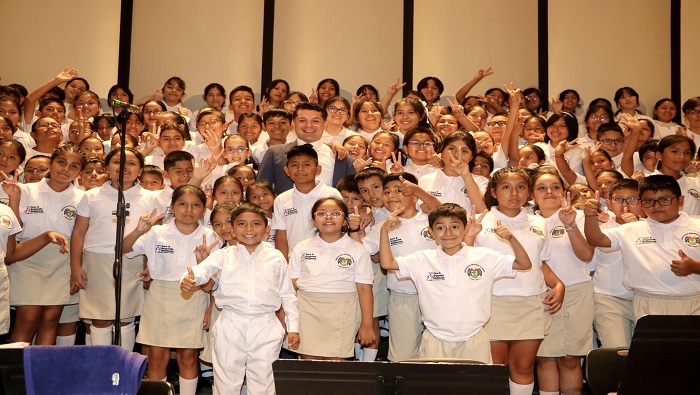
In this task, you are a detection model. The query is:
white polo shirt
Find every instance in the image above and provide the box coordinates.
[537,209,591,286]
[536,141,584,176]
[270,180,342,255]
[396,243,515,342]
[321,128,359,145]
[363,211,435,294]
[126,221,218,281]
[592,217,634,300]
[0,204,21,260]
[307,140,335,187]
[475,207,549,296]
[402,160,438,179]
[418,169,489,216]
[289,234,373,293]
[77,182,159,254]
[188,242,299,332]
[17,179,83,241]
[677,174,700,215]
[603,212,700,296]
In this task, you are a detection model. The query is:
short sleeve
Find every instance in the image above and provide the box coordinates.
[271,197,286,231]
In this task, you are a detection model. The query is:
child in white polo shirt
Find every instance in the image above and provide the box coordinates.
[272,144,341,259]
[584,174,700,321]
[379,203,532,363]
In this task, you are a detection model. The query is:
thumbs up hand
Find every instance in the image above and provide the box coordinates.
[181,266,196,292]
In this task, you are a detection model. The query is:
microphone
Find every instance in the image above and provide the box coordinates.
[112,100,139,109]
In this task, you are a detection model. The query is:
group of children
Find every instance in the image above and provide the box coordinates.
[0,68,698,395]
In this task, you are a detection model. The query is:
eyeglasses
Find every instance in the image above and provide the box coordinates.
[600,138,624,146]
[327,106,349,115]
[225,147,249,154]
[75,101,98,108]
[143,109,162,116]
[284,100,304,107]
[313,210,345,219]
[406,141,435,148]
[525,95,540,101]
[640,196,677,208]
[610,197,640,205]
[38,121,61,129]
[197,119,222,128]
[487,121,507,127]
[686,109,700,116]
[590,115,609,122]
[25,167,49,174]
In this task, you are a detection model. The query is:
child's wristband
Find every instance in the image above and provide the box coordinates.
[347,227,360,233]
[563,222,576,231]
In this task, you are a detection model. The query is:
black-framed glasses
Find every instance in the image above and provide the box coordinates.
[610,197,640,205]
[327,106,349,115]
[406,141,435,148]
[640,197,677,208]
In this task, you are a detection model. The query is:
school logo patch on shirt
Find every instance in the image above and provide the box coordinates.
[389,237,403,246]
[0,214,11,230]
[155,245,175,254]
[0,197,8,206]
[429,190,442,198]
[336,254,354,268]
[62,205,77,220]
[551,226,566,238]
[682,233,700,247]
[635,236,657,245]
[24,206,44,214]
[283,207,298,216]
[465,264,484,280]
[530,226,544,238]
[426,271,445,281]
[483,228,496,235]
[301,252,317,261]
[688,189,700,200]
[421,227,434,241]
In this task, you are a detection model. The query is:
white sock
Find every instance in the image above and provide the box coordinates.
[354,343,363,360]
[55,334,76,346]
[179,376,198,395]
[120,322,136,351]
[200,361,213,378]
[509,379,535,395]
[84,333,91,345]
[539,391,559,395]
[90,325,114,345]
[362,348,378,361]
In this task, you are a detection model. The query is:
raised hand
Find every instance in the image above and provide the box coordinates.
[670,249,700,277]
[348,206,362,231]
[258,97,270,115]
[195,234,218,263]
[550,97,563,113]
[618,112,641,134]
[446,97,465,119]
[136,208,165,233]
[494,219,514,241]
[398,175,417,197]
[0,171,20,200]
[447,150,470,176]
[558,191,577,224]
[309,88,318,104]
[181,266,196,292]
[619,206,639,223]
[386,77,406,96]
[389,152,404,173]
[353,156,371,172]
[465,210,487,239]
[381,207,405,233]
[474,67,494,81]
[56,68,79,83]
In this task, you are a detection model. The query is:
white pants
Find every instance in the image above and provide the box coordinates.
[212,310,285,395]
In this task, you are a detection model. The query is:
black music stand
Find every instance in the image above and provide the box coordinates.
[273,359,509,395]
[617,315,700,395]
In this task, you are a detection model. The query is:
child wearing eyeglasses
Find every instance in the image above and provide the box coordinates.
[321,97,358,145]
[288,197,375,360]
[399,127,438,179]
[584,174,700,323]
[588,179,642,349]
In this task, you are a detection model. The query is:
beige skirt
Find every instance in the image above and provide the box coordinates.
[0,264,9,335]
[78,251,145,320]
[199,303,221,364]
[136,280,208,348]
[537,281,594,357]
[296,290,359,358]
[372,261,389,317]
[484,293,550,341]
[9,244,70,306]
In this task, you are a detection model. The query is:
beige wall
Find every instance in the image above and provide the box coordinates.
[681,0,700,104]
[130,0,264,111]
[548,0,671,114]
[413,0,539,105]
[273,0,403,102]
[3,0,689,117]
[0,0,121,100]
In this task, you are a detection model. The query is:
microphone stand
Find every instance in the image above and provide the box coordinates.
[112,105,138,346]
